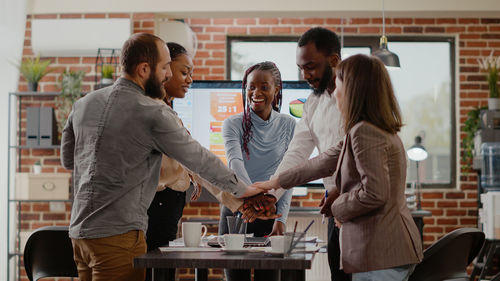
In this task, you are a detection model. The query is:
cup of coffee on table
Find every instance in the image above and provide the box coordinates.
[182,222,207,247]
[218,234,245,250]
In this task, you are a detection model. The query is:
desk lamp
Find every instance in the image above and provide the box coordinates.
[407,136,428,210]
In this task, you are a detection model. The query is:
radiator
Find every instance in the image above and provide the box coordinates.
[287,212,330,281]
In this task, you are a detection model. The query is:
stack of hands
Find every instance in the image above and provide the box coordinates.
[238,177,281,223]
[238,193,281,223]
[241,177,342,227]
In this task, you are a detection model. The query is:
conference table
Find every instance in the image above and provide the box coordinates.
[134,248,315,281]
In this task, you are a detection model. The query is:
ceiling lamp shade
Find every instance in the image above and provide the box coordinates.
[407,136,428,162]
[373,35,400,68]
[156,20,198,57]
[372,0,400,68]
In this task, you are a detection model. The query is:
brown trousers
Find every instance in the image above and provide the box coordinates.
[72,230,147,281]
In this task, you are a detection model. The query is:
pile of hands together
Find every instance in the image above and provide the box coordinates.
[238,178,341,228]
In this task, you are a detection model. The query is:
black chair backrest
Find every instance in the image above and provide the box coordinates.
[492,272,500,281]
[23,226,78,281]
[409,228,485,281]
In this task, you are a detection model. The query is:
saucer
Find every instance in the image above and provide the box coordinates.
[222,247,249,254]
[264,249,285,256]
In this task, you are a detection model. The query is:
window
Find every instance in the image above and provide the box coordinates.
[229,37,301,80]
[228,36,456,188]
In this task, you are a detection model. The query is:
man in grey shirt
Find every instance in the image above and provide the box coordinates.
[61,33,262,281]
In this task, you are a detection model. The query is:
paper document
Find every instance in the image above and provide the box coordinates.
[159,247,221,252]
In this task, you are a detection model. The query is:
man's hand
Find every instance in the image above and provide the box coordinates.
[190,181,202,201]
[319,189,339,218]
[268,221,285,236]
[240,194,281,223]
[250,177,280,191]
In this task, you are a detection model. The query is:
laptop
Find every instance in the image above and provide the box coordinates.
[208,236,270,247]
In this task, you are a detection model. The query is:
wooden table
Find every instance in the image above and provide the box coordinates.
[134,249,314,281]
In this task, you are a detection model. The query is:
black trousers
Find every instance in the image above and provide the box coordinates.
[327,217,351,281]
[219,206,279,281]
[145,187,186,281]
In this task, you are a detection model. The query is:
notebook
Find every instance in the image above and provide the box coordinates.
[208,236,270,247]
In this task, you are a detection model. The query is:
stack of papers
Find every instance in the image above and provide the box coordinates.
[159,247,221,252]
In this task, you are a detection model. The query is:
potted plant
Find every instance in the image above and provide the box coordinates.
[55,70,85,136]
[461,106,487,170]
[477,51,500,110]
[33,160,41,174]
[19,55,52,92]
[101,64,115,85]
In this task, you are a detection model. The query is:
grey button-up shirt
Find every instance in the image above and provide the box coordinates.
[61,78,247,239]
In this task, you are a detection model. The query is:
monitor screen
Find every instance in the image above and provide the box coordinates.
[173,80,322,186]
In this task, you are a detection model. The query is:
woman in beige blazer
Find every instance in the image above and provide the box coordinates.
[253,54,423,281]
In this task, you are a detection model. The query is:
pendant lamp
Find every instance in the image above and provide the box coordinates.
[372,0,400,68]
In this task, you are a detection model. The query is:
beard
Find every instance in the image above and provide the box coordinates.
[313,63,333,96]
[144,69,166,99]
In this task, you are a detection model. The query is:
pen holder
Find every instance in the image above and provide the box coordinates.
[284,232,306,258]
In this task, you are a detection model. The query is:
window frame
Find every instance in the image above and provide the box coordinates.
[226,36,301,80]
[227,35,457,189]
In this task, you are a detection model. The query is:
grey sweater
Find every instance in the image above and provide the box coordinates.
[222,110,296,223]
[61,78,247,239]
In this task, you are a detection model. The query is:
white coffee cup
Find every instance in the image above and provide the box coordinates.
[218,234,245,250]
[270,235,292,253]
[182,222,207,247]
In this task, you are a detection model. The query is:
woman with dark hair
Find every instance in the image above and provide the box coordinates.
[220,61,296,281]
[145,42,199,281]
[253,54,423,281]
[147,42,197,250]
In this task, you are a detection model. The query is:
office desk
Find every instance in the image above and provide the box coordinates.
[289,208,431,239]
[134,249,314,281]
[411,209,432,241]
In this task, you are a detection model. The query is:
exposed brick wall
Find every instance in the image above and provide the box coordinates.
[183,16,500,247]
[13,12,500,281]
[14,13,155,281]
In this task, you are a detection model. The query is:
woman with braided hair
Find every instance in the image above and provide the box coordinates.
[220,61,296,281]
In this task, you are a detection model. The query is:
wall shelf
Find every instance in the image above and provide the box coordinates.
[8,199,71,203]
[9,145,60,149]
[7,92,73,281]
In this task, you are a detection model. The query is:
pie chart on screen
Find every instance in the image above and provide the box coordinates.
[289,98,306,118]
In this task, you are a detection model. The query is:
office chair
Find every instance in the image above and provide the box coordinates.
[24,226,78,281]
[491,272,500,281]
[409,228,485,281]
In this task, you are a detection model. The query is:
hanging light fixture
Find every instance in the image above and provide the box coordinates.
[372,0,400,68]
[340,17,345,58]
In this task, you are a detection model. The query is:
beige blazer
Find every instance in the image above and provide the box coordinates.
[154,98,243,211]
[279,121,423,273]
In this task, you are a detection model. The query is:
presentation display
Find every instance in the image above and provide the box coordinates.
[173,81,323,186]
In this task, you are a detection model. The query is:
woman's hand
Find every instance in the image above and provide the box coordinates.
[191,181,202,201]
[157,184,166,192]
[334,217,342,228]
[239,185,265,198]
[251,177,281,191]
[319,188,339,217]
[244,194,276,212]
